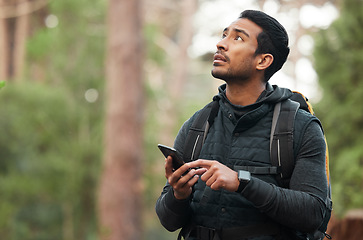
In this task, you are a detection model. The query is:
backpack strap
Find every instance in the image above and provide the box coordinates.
[181,97,220,208]
[271,97,333,239]
[183,97,220,163]
[270,99,300,188]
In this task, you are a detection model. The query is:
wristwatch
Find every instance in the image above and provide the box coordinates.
[236,170,251,193]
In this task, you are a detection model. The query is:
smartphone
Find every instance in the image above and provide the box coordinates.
[158,144,185,170]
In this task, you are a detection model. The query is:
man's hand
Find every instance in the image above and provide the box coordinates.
[165,156,207,200]
[187,159,239,192]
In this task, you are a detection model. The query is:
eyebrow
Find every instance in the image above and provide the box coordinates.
[223,27,250,38]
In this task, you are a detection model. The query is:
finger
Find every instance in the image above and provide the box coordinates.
[200,167,214,182]
[187,159,213,169]
[194,167,207,176]
[173,173,199,200]
[205,173,218,188]
[171,169,197,188]
[200,161,220,181]
[174,163,193,177]
[186,174,199,186]
[210,179,223,190]
[181,169,199,186]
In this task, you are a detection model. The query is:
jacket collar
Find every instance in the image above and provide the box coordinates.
[216,83,293,132]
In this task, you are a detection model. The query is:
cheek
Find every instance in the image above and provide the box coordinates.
[233,58,256,77]
[229,48,254,67]
[232,56,252,69]
[228,45,256,70]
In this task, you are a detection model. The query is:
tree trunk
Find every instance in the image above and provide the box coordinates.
[0,0,31,81]
[0,13,8,80]
[13,3,29,81]
[98,0,144,240]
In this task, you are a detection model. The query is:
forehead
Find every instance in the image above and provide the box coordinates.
[225,18,263,40]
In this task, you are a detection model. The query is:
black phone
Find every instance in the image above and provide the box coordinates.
[158,144,185,170]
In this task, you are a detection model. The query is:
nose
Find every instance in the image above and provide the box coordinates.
[216,37,228,51]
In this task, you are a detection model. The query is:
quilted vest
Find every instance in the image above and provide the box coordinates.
[189,97,314,230]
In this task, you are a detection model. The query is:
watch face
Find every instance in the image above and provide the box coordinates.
[238,170,251,181]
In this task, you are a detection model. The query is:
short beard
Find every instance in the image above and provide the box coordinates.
[211,69,248,83]
[211,57,254,83]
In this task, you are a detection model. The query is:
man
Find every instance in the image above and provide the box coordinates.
[156,10,328,240]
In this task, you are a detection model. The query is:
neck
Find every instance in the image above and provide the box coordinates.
[225,80,266,106]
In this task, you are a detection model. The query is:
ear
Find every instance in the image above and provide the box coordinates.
[256,53,273,71]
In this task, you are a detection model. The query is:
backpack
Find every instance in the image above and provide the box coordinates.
[182,92,332,240]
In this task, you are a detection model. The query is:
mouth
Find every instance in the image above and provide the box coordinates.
[213,53,227,65]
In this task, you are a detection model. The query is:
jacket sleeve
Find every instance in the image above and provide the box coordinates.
[241,119,328,233]
[155,115,196,232]
[155,183,193,232]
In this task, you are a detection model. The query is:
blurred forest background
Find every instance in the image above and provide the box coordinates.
[0,0,362,239]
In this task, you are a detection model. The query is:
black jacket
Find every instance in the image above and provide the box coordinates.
[156,84,328,239]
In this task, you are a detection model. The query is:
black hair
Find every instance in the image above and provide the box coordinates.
[239,10,290,81]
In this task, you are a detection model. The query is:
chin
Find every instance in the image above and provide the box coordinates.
[211,69,226,80]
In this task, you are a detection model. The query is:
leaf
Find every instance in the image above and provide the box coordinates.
[0,81,5,90]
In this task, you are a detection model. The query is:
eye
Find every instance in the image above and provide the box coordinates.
[235,36,243,41]
[221,33,227,39]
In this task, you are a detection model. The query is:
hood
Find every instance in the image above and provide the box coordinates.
[217,83,292,105]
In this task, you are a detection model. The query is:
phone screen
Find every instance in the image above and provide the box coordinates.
[158,144,185,170]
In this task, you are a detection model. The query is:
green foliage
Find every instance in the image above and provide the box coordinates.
[0,83,102,239]
[314,0,363,216]
[26,0,106,97]
[0,81,5,89]
[27,28,53,61]
[0,0,106,239]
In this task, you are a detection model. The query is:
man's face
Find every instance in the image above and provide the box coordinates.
[211,18,263,82]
